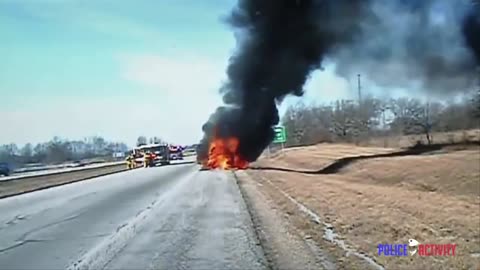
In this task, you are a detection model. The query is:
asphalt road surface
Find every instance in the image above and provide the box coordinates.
[0,162,267,270]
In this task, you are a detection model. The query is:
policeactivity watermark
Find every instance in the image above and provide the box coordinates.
[377,239,457,257]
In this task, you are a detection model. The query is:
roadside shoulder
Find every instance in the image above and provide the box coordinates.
[234,170,335,270]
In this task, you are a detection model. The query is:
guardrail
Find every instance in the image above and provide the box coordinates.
[14,164,66,174]
[0,158,199,199]
[0,163,129,199]
[1,161,125,182]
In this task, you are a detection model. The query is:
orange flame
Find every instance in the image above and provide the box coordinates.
[205,135,248,170]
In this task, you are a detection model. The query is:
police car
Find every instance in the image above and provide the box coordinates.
[168,145,184,160]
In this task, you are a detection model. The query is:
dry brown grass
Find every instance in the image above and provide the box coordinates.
[362,129,480,148]
[246,141,480,270]
[258,143,397,171]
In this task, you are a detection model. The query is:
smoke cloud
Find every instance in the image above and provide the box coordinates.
[333,0,479,94]
[463,0,480,64]
[197,0,480,162]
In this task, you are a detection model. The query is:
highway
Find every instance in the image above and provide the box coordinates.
[0,161,267,270]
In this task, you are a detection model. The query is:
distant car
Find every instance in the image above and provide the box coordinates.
[182,148,196,157]
[75,160,88,167]
[0,162,11,176]
[68,160,86,168]
[170,152,184,160]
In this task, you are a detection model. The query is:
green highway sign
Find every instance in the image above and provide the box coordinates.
[273,126,287,143]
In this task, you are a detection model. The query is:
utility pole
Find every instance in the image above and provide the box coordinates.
[382,107,387,148]
[357,74,362,105]
[425,100,432,144]
[356,73,363,144]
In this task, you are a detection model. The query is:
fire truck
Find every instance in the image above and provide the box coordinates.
[132,143,171,166]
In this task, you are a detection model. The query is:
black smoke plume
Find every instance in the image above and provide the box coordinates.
[463,0,480,63]
[333,0,480,94]
[197,0,374,162]
[197,0,480,163]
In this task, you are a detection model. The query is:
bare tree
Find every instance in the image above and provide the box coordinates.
[308,104,334,142]
[437,98,476,131]
[283,98,382,145]
[4,144,19,156]
[92,136,107,155]
[471,88,480,120]
[0,144,18,165]
[43,137,73,163]
[330,100,358,141]
[390,99,443,144]
[152,137,166,144]
[1,136,131,166]
[282,101,331,146]
[20,143,33,163]
[280,93,478,148]
[136,136,147,146]
[355,96,383,142]
[33,143,47,162]
[282,102,308,146]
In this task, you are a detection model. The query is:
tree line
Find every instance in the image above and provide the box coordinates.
[135,136,168,146]
[0,136,129,167]
[281,90,480,147]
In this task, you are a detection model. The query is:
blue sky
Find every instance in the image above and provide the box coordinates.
[0,0,355,146]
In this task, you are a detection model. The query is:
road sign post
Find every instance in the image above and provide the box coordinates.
[272,126,287,154]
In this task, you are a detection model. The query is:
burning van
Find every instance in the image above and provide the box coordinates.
[196,131,248,170]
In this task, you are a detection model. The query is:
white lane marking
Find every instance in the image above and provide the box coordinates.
[263,178,385,270]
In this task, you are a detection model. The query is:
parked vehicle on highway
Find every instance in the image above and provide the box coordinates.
[143,151,156,168]
[0,162,11,176]
[168,145,183,160]
[132,144,170,166]
[70,160,88,168]
[182,147,196,157]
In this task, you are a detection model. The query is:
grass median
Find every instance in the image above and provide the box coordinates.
[0,164,128,199]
